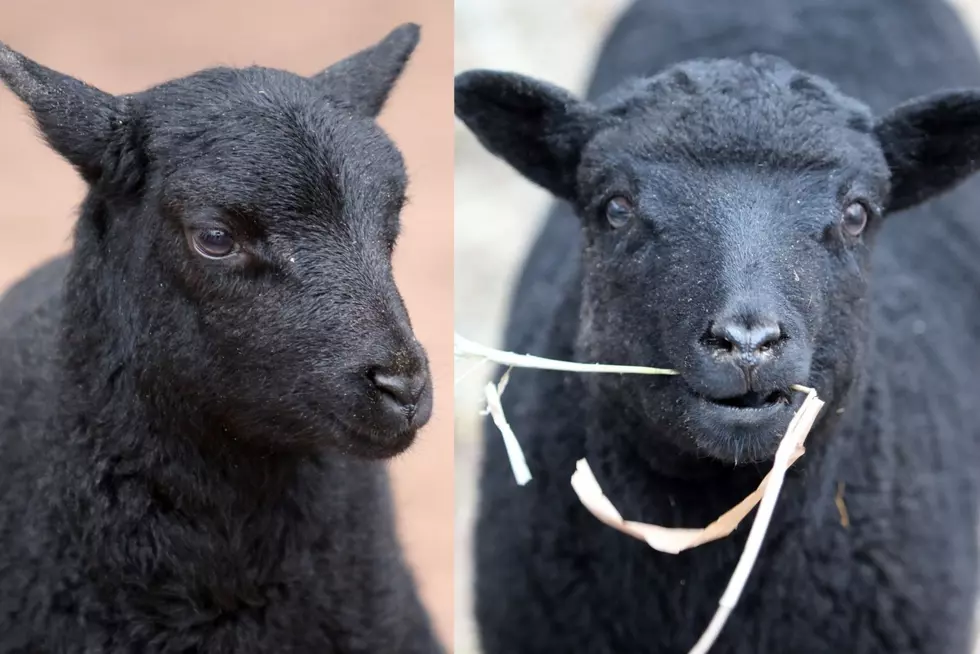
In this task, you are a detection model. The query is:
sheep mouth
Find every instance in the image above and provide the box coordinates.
[707,389,792,410]
[686,385,794,412]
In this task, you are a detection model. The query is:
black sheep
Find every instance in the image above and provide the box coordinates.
[0,24,443,653]
[455,0,980,651]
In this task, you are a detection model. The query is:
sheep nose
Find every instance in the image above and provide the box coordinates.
[370,368,426,415]
[704,313,785,370]
[712,321,782,354]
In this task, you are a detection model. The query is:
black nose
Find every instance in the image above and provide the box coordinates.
[370,369,426,411]
[710,319,783,355]
[704,312,786,372]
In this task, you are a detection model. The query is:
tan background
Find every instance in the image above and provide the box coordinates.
[453,0,980,652]
[0,0,453,648]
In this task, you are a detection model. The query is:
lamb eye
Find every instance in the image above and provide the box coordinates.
[604,196,634,229]
[190,228,237,259]
[841,201,869,237]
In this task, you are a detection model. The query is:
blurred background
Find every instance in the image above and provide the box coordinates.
[0,0,453,648]
[453,1,628,650]
[453,0,980,652]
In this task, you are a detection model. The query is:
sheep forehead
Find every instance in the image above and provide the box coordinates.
[592,57,876,167]
[143,66,401,167]
[142,72,405,230]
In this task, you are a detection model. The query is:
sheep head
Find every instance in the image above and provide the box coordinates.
[456,54,980,464]
[0,25,433,459]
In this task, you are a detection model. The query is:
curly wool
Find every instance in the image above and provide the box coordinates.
[0,24,443,654]
[457,0,980,652]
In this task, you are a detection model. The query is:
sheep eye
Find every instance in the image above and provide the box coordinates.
[190,228,237,259]
[604,196,634,229]
[841,201,869,237]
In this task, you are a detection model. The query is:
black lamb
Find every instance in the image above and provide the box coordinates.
[0,24,443,654]
[455,0,980,651]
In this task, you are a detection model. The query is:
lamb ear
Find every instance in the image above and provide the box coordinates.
[311,23,420,118]
[875,90,980,213]
[0,42,121,184]
[454,70,599,201]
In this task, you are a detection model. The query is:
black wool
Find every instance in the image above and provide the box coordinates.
[0,24,443,654]
[456,0,980,652]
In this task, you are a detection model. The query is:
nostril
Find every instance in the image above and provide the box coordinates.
[745,322,783,353]
[707,331,736,353]
[369,369,424,408]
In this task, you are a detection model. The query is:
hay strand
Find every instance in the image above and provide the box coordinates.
[454,332,826,654]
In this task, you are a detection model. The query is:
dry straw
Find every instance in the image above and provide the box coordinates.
[454,332,825,654]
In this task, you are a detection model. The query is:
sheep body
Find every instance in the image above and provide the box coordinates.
[0,26,443,654]
[468,1,980,652]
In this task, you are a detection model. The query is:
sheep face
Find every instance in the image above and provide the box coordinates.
[0,26,434,458]
[140,72,432,459]
[456,54,980,464]
[571,56,884,463]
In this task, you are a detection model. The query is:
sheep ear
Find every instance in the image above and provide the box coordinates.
[0,42,121,184]
[311,23,420,118]
[875,90,980,213]
[454,70,599,201]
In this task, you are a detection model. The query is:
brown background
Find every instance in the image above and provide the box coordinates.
[0,0,453,647]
